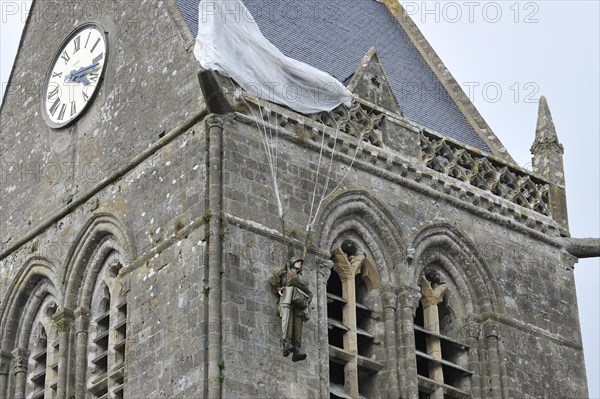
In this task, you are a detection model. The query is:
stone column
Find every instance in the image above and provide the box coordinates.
[53,308,74,399]
[497,331,510,399]
[463,318,481,398]
[381,290,399,399]
[418,277,447,399]
[11,348,29,399]
[206,114,224,399]
[73,307,90,398]
[341,271,358,398]
[397,286,421,399]
[0,349,12,399]
[483,320,502,399]
[317,257,333,399]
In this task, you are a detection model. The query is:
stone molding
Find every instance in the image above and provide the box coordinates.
[421,132,550,216]
[233,96,566,240]
[398,286,421,311]
[10,348,29,374]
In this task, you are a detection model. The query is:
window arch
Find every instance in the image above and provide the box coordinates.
[61,215,134,399]
[87,257,126,399]
[327,240,383,399]
[414,269,472,399]
[0,259,61,399]
[24,299,59,399]
[409,225,507,399]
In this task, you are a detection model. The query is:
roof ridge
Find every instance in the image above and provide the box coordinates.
[382,1,515,164]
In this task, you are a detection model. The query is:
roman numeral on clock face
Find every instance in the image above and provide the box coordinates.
[47,86,59,100]
[85,31,92,49]
[52,71,62,79]
[58,103,67,120]
[49,98,61,116]
[60,50,70,64]
[90,38,101,54]
[71,101,77,117]
[74,35,81,53]
[93,53,104,65]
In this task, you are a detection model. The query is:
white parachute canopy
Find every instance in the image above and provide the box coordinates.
[194,0,354,114]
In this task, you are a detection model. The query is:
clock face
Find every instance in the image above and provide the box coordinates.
[42,23,108,128]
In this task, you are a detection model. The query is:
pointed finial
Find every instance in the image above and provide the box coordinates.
[529,95,568,231]
[531,95,562,154]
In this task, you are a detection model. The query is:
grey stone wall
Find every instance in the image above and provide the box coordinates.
[0,0,588,397]
[0,0,202,248]
[0,117,208,398]
[218,113,587,398]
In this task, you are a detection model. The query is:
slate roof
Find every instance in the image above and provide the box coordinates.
[176,0,492,152]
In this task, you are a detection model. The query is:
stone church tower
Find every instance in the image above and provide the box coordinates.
[0,1,596,398]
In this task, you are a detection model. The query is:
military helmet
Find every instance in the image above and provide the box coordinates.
[287,256,304,268]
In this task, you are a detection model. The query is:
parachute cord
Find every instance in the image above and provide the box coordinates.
[303,112,366,256]
[302,120,363,259]
[306,118,329,233]
[315,112,341,215]
[257,101,284,219]
[229,78,285,222]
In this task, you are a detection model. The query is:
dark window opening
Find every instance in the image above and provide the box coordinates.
[358,367,377,398]
[414,275,472,397]
[327,295,344,324]
[418,390,431,399]
[329,361,345,390]
[328,326,345,349]
[414,301,425,328]
[327,270,343,297]
[357,333,374,358]
[416,354,430,379]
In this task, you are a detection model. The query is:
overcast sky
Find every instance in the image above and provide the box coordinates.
[1,0,599,396]
[401,2,599,395]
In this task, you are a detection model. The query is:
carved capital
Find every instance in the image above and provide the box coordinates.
[462,318,481,339]
[11,348,29,374]
[331,246,353,279]
[74,307,91,333]
[398,286,421,310]
[316,257,334,277]
[418,277,447,307]
[381,288,398,310]
[53,307,75,325]
[205,114,224,130]
[482,320,499,339]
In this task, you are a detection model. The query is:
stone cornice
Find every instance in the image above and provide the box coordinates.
[233,96,566,244]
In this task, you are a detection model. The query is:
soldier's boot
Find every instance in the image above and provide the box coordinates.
[291,344,306,362]
[282,339,294,357]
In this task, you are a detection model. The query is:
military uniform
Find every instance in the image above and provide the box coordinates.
[268,257,313,361]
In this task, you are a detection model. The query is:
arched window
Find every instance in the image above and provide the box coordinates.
[87,261,126,399]
[25,299,59,399]
[414,271,472,399]
[327,240,383,399]
[1,270,59,399]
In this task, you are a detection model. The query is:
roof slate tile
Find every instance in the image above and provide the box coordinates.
[176,0,491,152]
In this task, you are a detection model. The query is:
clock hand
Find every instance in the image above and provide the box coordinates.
[64,62,100,84]
[72,75,90,85]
